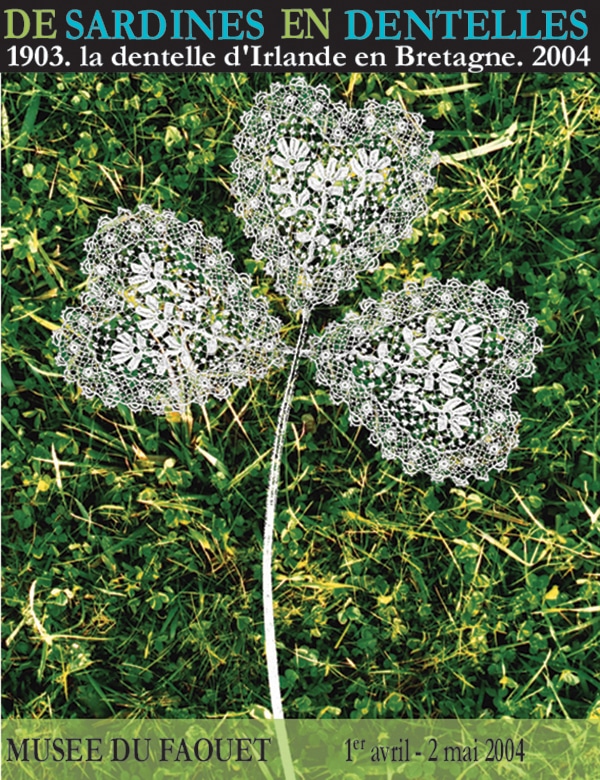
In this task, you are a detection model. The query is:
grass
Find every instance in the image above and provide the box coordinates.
[1,71,599,720]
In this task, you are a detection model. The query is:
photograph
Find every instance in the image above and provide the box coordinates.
[2,67,599,760]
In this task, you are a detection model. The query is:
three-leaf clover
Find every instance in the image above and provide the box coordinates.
[54,79,542,745]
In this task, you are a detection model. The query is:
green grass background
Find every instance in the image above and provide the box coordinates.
[2,72,599,720]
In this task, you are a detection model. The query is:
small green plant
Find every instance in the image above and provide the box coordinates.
[44,80,566,747]
[2,72,599,726]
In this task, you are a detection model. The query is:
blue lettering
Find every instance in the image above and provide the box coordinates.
[465,10,489,40]
[569,9,587,40]
[246,9,264,40]
[186,10,215,40]
[113,10,136,40]
[65,9,84,40]
[435,10,461,40]
[140,10,166,41]
[85,10,111,40]
[519,10,542,40]
[405,10,434,40]
[491,10,516,40]
[219,10,243,40]
[375,10,400,41]
[171,9,183,40]
[345,10,373,41]
[544,10,567,40]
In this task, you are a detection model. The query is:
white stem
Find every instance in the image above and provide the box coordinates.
[262,309,310,779]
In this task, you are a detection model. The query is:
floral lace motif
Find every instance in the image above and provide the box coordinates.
[54,83,543,486]
[310,278,543,486]
[53,206,284,414]
[232,77,438,312]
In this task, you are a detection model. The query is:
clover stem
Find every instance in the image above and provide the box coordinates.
[263,307,310,779]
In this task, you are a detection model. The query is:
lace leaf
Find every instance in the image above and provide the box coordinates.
[310,278,543,486]
[232,77,438,312]
[53,206,284,414]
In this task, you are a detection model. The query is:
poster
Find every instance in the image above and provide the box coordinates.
[2,2,599,777]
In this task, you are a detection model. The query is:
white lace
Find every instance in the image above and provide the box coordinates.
[232,77,438,312]
[53,82,542,744]
[53,205,284,414]
[311,277,543,486]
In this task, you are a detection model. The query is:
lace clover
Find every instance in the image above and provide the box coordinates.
[53,206,284,414]
[52,81,543,745]
[232,77,438,312]
[311,277,543,486]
